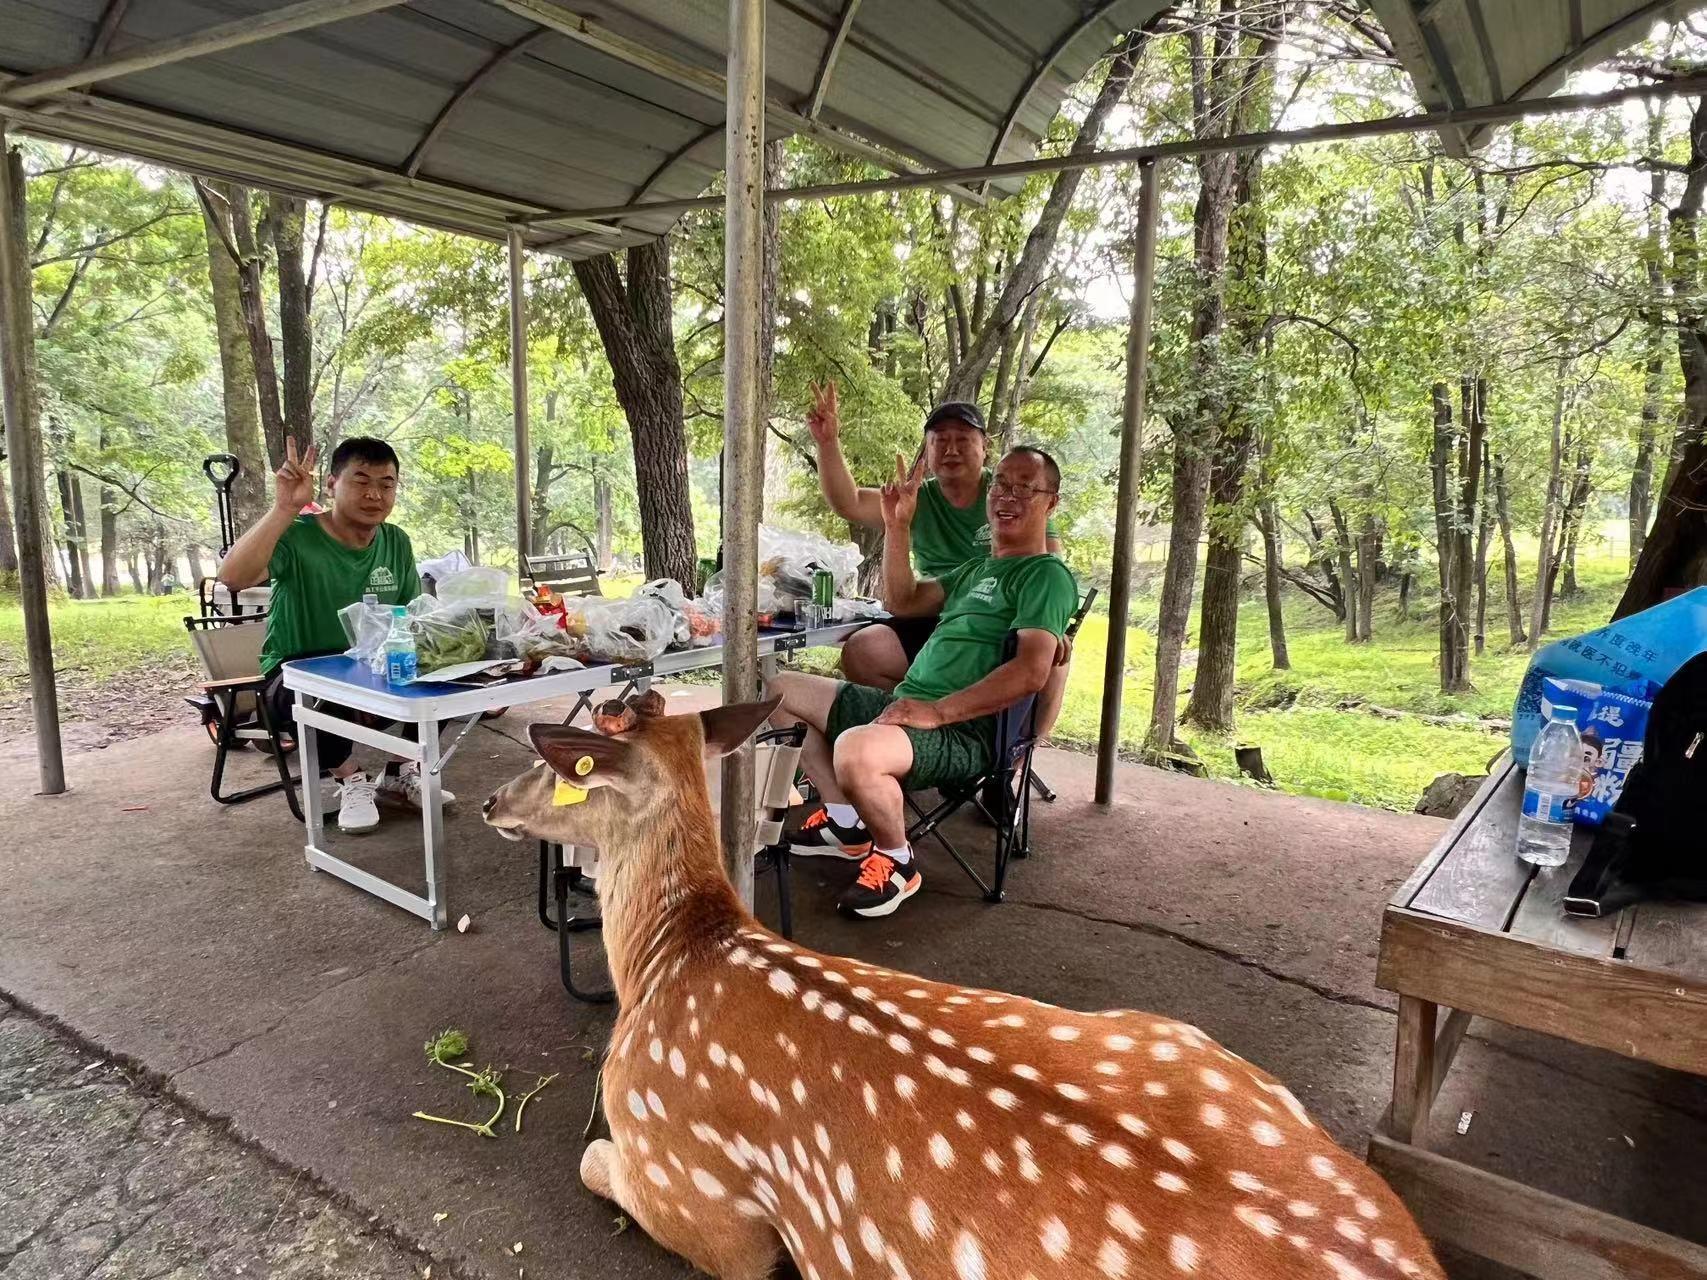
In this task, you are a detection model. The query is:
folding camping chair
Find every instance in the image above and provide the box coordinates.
[1024,586,1097,803]
[183,613,303,820]
[536,724,806,1004]
[908,587,1098,901]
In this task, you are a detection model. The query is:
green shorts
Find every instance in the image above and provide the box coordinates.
[826,683,994,791]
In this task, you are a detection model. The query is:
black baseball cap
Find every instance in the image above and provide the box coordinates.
[923,401,987,434]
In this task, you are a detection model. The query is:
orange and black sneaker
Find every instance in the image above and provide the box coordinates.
[784,804,872,860]
[837,852,923,918]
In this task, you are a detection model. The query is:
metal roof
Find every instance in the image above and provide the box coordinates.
[0,0,1162,257]
[1369,0,1693,151]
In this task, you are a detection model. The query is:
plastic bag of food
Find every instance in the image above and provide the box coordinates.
[494,600,580,661]
[758,524,862,602]
[433,565,510,610]
[636,578,691,645]
[403,597,490,674]
[338,598,394,674]
[683,597,722,647]
[702,569,779,618]
[571,595,675,664]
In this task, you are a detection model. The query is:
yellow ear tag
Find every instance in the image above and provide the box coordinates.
[574,755,595,777]
[552,778,588,806]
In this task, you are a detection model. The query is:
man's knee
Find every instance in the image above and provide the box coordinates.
[841,625,904,687]
[832,723,909,784]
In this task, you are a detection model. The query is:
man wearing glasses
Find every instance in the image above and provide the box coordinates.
[769,446,1078,918]
[218,436,452,833]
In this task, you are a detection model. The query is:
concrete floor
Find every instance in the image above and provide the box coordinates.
[2,684,1704,1280]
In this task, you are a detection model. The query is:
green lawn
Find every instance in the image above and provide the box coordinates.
[0,552,1630,811]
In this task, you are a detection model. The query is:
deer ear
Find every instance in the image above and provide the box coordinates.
[528,723,634,788]
[699,697,782,758]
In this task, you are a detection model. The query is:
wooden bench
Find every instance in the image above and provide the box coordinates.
[1372,754,1707,1278]
[521,551,602,598]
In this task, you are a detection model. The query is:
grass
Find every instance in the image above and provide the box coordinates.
[0,551,1634,811]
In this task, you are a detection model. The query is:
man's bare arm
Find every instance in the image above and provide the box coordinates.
[218,439,318,589]
[930,630,1056,724]
[808,378,883,526]
[879,456,944,617]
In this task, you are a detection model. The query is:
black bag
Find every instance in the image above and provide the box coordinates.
[1564,650,1707,916]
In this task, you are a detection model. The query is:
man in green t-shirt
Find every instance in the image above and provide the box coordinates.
[769,446,1077,919]
[219,436,451,834]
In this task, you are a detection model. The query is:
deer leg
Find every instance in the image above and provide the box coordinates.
[581,1137,783,1280]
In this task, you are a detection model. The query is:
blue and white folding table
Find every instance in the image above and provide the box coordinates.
[280,622,864,929]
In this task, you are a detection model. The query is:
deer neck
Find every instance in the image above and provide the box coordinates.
[595,788,747,1005]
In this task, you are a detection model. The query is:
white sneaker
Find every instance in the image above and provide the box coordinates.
[336,773,381,833]
[377,763,457,810]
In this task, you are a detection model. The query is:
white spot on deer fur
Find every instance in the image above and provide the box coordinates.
[836,1162,856,1203]
[910,1197,936,1240]
[895,1074,918,1102]
[1040,1217,1070,1259]
[1048,1025,1080,1041]
[691,1168,726,1199]
[952,1230,985,1280]
[1354,1198,1379,1220]
[886,1146,904,1180]
[727,946,750,966]
[729,1054,745,1077]
[803,990,823,1012]
[824,970,848,985]
[644,1163,670,1188]
[988,1087,1018,1110]
[849,1015,878,1037]
[1065,1124,1095,1147]
[1100,1143,1134,1168]
[1333,1178,1356,1195]
[1097,1238,1130,1278]
[749,1079,767,1108]
[1335,1218,1367,1245]
[864,1083,880,1116]
[1235,1205,1281,1239]
[1322,1252,1367,1280]
[1105,1034,1135,1052]
[985,1014,1026,1029]
[714,981,723,996]
[906,988,928,998]
[1372,1238,1398,1262]
[1289,1234,1309,1250]
[925,1056,971,1086]
[833,1233,854,1273]
[899,1012,925,1032]
[626,1090,648,1121]
[1155,1172,1189,1193]
[1107,1203,1143,1241]
[967,1046,996,1064]
[823,1002,846,1022]
[1150,1041,1181,1062]
[982,995,1006,1004]
[1169,1235,1200,1273]
[1116,1114,1149,1138]
[765,942,792,954]
[791,1078,808,1105]
[1057,1083,1090,1102]
[852,986,875,1002]
[1013,1136,1041,1182]
[1200,1104,1226,1128]
[888,1033,913,1055]
[1011,1064,1041,1081]
[928,1027,957,1047]
[770,969,799,998]
[1094,1061,1121,1076]
[1069,1174,1090,1196]
[929,1134,955,1168]
[709,1042,727,1067]
[695,1072,710,1091]
[1287,1201,1318,1218]
[1200,1068,1231,1092]
[1229,1171,1266,1193]
[734,1197,764,1218]
[647,1038,663,1063]
[833,1063,844,1082]
[689,1017,700,1040]
[946,995,972,1005]
[1309,1155,1337,1179]
[668,1048,686,1078]
[859,1217,885,1259]
[956,1110,975,1131]
[1162,1138,1196,1164]
[982,1149,1004,1175]
[1143,1081,1169,1097]
[1251,1120,1284,1147]
[796,954,822,968]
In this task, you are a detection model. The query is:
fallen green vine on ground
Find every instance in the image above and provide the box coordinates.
[411,1029,560,1139]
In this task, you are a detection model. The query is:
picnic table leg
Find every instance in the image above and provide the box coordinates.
[1389,994,1438,1145]
[297,692,324,855]
[418,716,449,930]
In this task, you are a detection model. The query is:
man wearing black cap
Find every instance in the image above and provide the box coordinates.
[806,381,1059,689]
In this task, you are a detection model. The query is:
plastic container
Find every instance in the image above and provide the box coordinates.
[384,605,418,686]
[1516,702,1583,866]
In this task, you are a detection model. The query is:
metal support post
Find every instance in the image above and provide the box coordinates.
[508,224,531,566]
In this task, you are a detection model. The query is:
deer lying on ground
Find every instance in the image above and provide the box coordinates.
[483,691,1443,1280]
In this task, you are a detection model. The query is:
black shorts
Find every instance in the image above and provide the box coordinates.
[876,614,940,662]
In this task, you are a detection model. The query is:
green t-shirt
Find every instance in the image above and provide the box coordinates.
[910,473,1059,578]
[896,553,1078,702]
[259,517,420,675]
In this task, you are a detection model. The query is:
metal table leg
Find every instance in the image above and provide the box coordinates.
[297,691,324,855]
[418,716,449,930]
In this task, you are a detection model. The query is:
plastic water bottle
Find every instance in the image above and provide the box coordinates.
[1517,702,1582,866]
[384,605,417,686]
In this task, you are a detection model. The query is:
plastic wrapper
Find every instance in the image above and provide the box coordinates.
[758,524,862,602]
[566,595,675,663]
[703,569,779,618]
[494,600,581,662]
[1538,676,1656,827]
[683,598,722,647]
[403,598,489,675]
[433,565,510,610]
[636,578,691,645]
[338,599,394,674]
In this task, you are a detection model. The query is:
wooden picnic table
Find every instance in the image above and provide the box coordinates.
[1371,754,1707,1279]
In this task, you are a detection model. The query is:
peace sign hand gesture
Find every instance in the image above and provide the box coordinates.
[805,379,841,448]
[272,438,319,514]
[879,451,924,530]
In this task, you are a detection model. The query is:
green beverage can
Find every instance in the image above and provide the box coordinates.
[812,568,835,610]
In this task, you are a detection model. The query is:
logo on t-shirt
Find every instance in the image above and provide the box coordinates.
[368,566,397,593]
[973,523,992,548]
[969,575,1000,605]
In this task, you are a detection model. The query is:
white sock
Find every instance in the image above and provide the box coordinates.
[825,802,863,827]
[876,842,912,866]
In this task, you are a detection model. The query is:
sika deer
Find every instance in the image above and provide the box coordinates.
[483,692,1443,1280]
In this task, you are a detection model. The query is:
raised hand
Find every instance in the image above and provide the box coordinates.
[878,450,924,529]
[273,438,319,513]
[805,379,840,448]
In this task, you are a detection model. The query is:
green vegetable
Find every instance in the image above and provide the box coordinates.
[408,610,488,673]
[413,1028,506,1138]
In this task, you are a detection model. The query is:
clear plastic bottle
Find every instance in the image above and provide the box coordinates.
[384,605,418,686]
[1516,702,1582,866]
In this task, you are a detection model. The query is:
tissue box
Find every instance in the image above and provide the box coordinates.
[1539,676,1655,826]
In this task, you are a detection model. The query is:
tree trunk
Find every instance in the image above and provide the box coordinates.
[268,193,315,457]
[573,241,698,588]
[126,549,144,594]
[69,473,92,596]
[1631,109,1668,571]
[987,327,1019,441]
[530,442,553,558]
[4,148,59,592]
[1553,441,1592,609]
[185,543,207,585]
[756,137,783,509]
[1301,509,1346,621]
[1355,511,1377,642]
[1399,572,1412,621]
[1258,502,1289,670]
[54,466,85,599]
[96,424,117,595]
[1430,380,1469,692]
[595,470,613,572]
[1494,453,1526,647]
[0,469,19,581]
[1530,356,1568,644]
[1473,441,1491,656]
[223,183,287,469]
[1329,501,1357,643]
[941,33,1142,402]
[198,182,271,529]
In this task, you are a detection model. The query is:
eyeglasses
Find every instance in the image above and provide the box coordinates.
[990,479,1059,501]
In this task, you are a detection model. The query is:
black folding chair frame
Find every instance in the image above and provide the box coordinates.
[185,614,304,820]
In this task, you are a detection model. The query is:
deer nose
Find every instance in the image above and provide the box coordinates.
[481,794,497,817]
